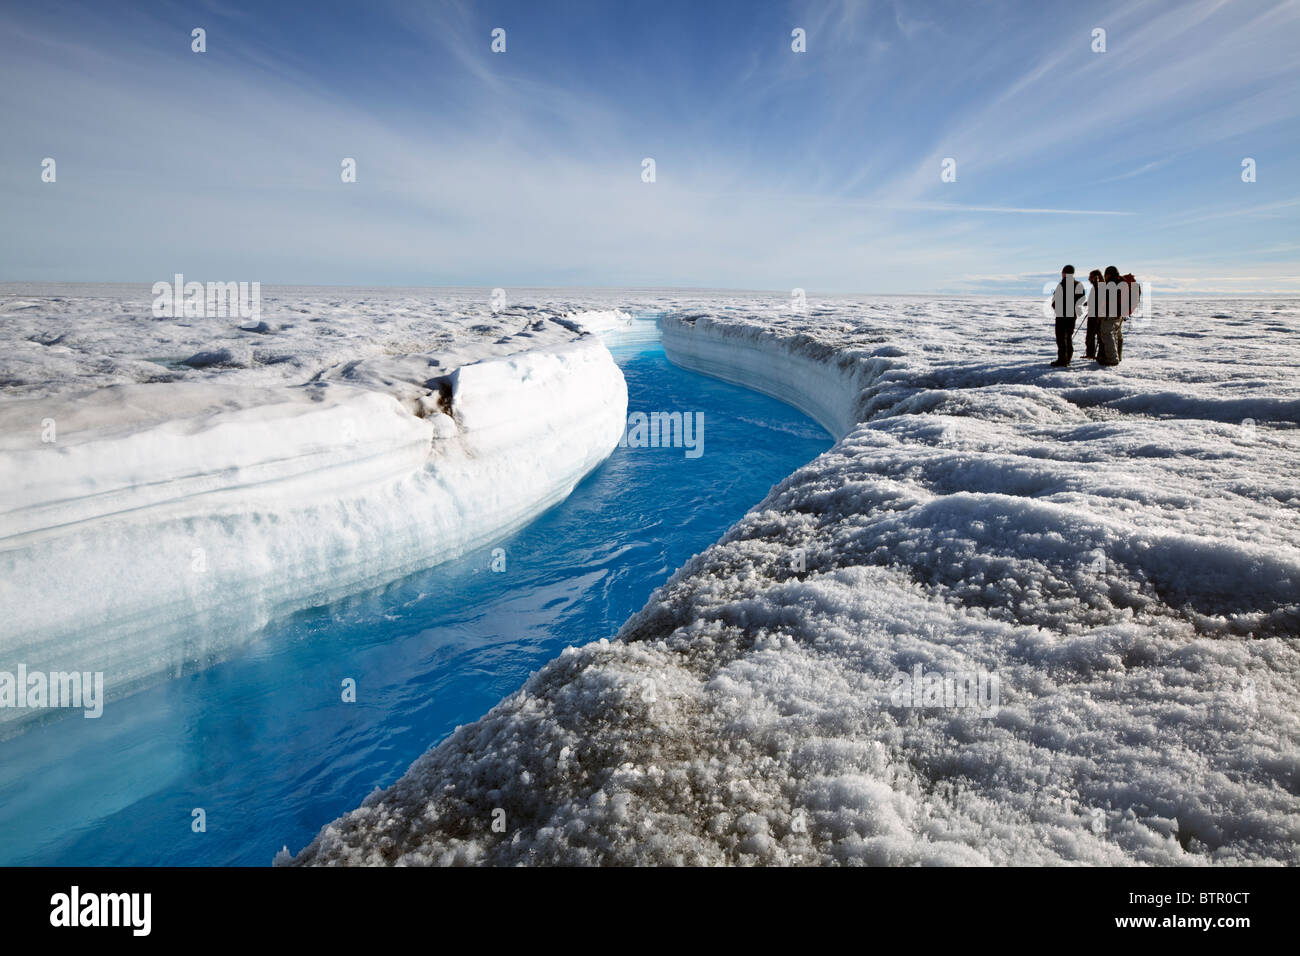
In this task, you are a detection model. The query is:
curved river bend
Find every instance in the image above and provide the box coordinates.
[0,319,831,865]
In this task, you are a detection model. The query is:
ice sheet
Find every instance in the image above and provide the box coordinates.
[289,295,1300,866]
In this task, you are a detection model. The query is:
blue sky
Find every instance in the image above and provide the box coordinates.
[1,0,1297,293]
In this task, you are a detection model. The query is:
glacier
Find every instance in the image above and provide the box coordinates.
[286,295,1300,866]
[3,286,1297,865]
[0,287,629,729]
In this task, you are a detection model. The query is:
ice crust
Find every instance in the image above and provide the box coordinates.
[289,296,1300,866]
[0,287,629,726]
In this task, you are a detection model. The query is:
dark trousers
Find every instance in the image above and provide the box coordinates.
[1054,317,1076,364]
[1085,317,1100,357]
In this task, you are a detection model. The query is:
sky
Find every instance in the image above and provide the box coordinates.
[1,0,1297,294]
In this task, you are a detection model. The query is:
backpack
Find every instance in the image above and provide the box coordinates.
[1119,274,1140,318]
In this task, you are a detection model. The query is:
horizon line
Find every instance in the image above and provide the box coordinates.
[2,280,1297,299]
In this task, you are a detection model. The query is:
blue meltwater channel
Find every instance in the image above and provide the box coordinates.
[0,320,831,865]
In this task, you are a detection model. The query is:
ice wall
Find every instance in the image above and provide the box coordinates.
[660,315,868,438]
[0,336,627,730]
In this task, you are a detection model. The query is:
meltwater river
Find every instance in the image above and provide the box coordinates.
[0,320,831,865]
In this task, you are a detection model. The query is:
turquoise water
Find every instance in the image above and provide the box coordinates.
[0,324,831,865]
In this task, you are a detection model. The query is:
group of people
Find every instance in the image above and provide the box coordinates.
[1050,264,1141,367]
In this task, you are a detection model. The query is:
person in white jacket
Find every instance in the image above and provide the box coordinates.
[1050,265,1088,366]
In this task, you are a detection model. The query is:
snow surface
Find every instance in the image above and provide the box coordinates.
[287,294,1300,866]
[0,286,629,727]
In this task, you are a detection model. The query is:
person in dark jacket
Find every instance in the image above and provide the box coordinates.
[1084,269,1103,359]
[1050,265,1087,366]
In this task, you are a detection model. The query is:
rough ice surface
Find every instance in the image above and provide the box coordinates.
[0,286,629,728]
[288,295,1300,866]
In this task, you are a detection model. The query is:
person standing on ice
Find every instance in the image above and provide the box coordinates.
[1050,264,1087,366]
[1096,265,1140,366]
[1084,269,1104,359]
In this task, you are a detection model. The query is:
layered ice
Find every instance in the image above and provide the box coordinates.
[0,287,628,729]
[290,295,1300,866]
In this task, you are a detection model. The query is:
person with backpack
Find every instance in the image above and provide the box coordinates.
[1050,264,1088,367]
[1096,265,1140,366]
[1084,269,1103,359]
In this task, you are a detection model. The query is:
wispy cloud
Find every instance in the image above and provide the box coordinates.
[0,0,1295,293]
